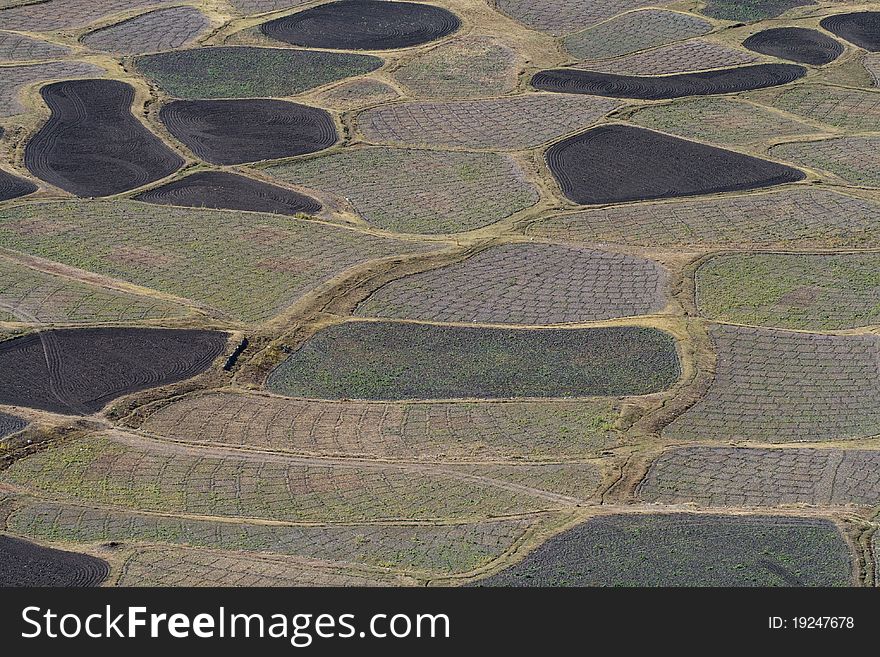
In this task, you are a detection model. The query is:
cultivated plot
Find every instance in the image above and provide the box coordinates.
[0,0,178,31]
[864,53,880,86]
[266,147,538,234]
[0,61,104,117]
[639,447,880,507]
[134,171,321,216]
[25,79,183,197]
[228,0,311,14]
[312,79,398,111]
[699,0,814,22]
[576,39,760,76]
[695,252,880,330]
[358,94,620,150]
[259,0,460,50]
[136,47,382,99]
[475,514,852,587]
[354,243,668,325]
[0,166,36,201]
[746,84,880,131]
[821,12,880,51]
[141,391,623,460]
[160,99,337,165]
[266,321,680,400]
[0,411,25,437]
[0,256,188,324]
[742,27,843,65]
[526,188,880,249]
[0,534,109,587]
[0,327,227,414]
[0,200,441,322]
[664,325,880,442]
[771,136,880,187]
[0,31,69,61]
[82,6,210,55]
[492,0,674,36]
[532,63,806,99]
[392,35,518,99]
[545,125,804,205]
[562,9,713,62]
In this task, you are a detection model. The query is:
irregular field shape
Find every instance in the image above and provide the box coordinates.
[0,257,186,324]
[0,328,227,414]
[266,147,538,234]
[578,39,760,76]
[0,0,178,31]
[532,63,806,99]
[639,447,880,507]
[864,53,880,86]
[750,84,880,131]
[160,99,337,165]
[133,171,321,216]
[0,535,109,586]
[358,94,620,150]
[120,547,411,587]
[0,61,104,117]
[8,496,536,574]
[136,47,382,100]
[476,514,851,587]
[821,12,880,52]
[665,325,880,442]
[0,167,36,201]
[743,27,843,65]
[392,35,518,99]
[629,96,814,145]
[526,189,880,248]
[695,252,880,330]
[25,79,183,197]
[0,201,440,322]
[228,0,312,14]
[81,7,210,55]
[259,0,460,50]
[267,321,680,399]
[313,78,398,110]
[700,0,814,22]
[0,31,69,61]
[545,125,804,205]
[493,0,674,36]
[141,391,623,459]
[0,411,26,437]
[771,136,880,187]
[0,433,578,522]
[563,9,713,61]
[354,243,668,324]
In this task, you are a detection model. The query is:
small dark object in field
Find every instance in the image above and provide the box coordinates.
[0,328,228,415]
[545,125,805,205]
[821,12,880,51]
[134,171,321,215]
[0,535,109,587]
[260,0,460,50]
[531,63,806,99]
[24,79,183,197]
[160,99,337,165]
[743,27,843,64]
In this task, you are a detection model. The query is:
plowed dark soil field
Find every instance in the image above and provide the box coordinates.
[260,0,460,50]
[134,171,321,215]
[0,166,36,201]
[0,411,26,437]
[160,99,337,164]
[531,64,806,99]
[743,27,843,64]
[24,79,183,197]
[821,12,880,51]
[0,328,227,414]
[0,535,109,587]
[545,125,805,205]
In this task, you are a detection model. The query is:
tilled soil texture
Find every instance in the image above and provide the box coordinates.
[771,135,880,188]
[135,47,382,100]
[266,321,680,399]
[699,0,814,22]
[354,243,668,325]
[0,328,228,415]
[748,84,880,132]
[638,447,880,507]
[0,411,26,437]
[81,6,211,55]
[0,166,36,201]
[0,534,109,587]
[575,39,761,76]
[492,0,674,36]
[664,325,880,442]
[134,171,320,216]
[0,61,104,117]
[743,27,843,65]
[260,0,460,50]
[160,99,337,165]
[0,0,179,31]
[474,514,852,587]
[0,31,69,61]
[532,64,806,100]
[545,125,804,205]
[24,79,183,197]
[820,12,880,52]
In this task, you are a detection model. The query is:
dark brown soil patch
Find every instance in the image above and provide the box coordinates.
[0,535,109,587]
[743,27,843,64]
[0,411,26,438]
[821,12,880,52]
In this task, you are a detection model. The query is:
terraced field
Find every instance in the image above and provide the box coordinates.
[0,31,69,61]
[82,7,211,55]
[748,84,880,131]
[576,39,761,76]
[771,136,880,187]
[0,61,105,116]
[0,534,109,587]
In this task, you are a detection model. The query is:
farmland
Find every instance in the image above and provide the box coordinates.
[0,0,876,588]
